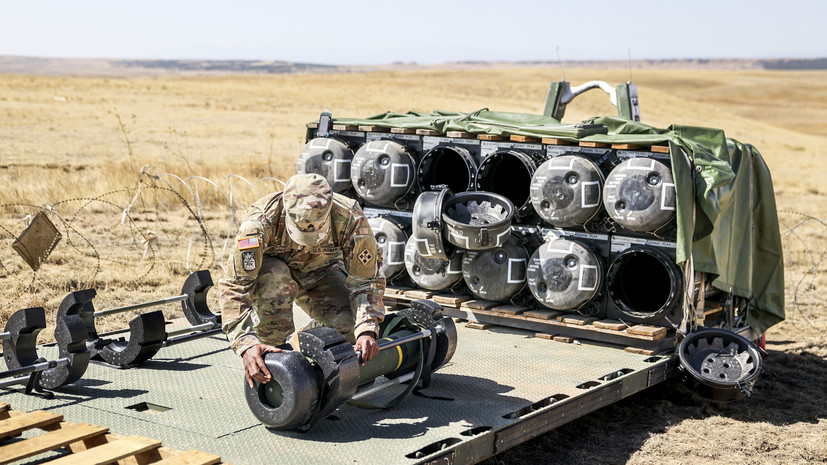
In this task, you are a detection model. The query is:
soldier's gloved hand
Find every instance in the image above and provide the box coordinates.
[242,344,282,388]
[355,332,379,365]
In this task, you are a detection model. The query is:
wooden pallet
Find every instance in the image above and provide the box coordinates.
[0,403,229,465]
[383,289,674,353]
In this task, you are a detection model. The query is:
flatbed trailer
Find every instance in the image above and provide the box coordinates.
[1,315,678,465]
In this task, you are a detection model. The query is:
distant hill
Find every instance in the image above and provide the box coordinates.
[0,56,347,76]
[0,55,824,76]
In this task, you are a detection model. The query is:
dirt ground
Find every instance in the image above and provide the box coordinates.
[1,68,825,464]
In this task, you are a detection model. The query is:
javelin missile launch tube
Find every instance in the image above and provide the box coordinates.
[245,300,457,431]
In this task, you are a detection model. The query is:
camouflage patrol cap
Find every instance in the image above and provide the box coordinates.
[283,173,333,246]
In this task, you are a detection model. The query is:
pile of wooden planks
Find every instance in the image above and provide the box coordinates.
[0,402,229,465]
[384,287,675,355]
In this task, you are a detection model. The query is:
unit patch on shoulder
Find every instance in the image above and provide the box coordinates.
[238,237,260,250]
[358,248,373,265]
[346,234,378,279]
[241,250,257,271]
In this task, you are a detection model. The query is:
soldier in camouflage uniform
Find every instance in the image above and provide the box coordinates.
[219,173,385,387]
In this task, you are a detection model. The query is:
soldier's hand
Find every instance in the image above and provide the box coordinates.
[242,344,282,388]
[355,333,379,365]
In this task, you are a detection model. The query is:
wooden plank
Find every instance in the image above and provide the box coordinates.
[542,137,575,145]
[557,315,599,326]
[552,335,575,343]
[154,450,222,465]
[592,319,628,331]
[358,125,389,133]
[404,289,435,300]
[0,411,63,440]
[578,141,609,148]
[0,423,108,465]
[625,325,668,340]
[432,294,472,308]
[460,299,499,311]
[509,135,539,143]
[416,129,443,136]
[0,403,9,412]
[306,122,318,129]
[466,322,492,330]
[446,131,475,139]
[624,347,659,356]
[611,143,643,150]
[491,304,528,316]
[477,134,505,141]
[383,286,413,297]
[331,124,358,131]
[445,306,674,346]
[650,145,670,154]
[48,435,161,465]
[534,332,557,340]
[390,127,416,134]
[523,309,562,320]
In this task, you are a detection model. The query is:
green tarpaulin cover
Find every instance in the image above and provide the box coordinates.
[331,110,785,333]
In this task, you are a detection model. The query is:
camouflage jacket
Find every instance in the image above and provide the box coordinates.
[219,192,385,355]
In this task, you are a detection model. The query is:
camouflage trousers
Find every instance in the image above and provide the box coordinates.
[252,255,355,345]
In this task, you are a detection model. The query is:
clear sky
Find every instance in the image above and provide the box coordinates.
[1,0,825,65]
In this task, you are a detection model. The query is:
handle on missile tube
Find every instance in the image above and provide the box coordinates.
[355,328,434,364]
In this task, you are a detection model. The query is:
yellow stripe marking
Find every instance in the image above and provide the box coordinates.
[394,346,404,371]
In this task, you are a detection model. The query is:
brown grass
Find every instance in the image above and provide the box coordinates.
[1,68,826,464]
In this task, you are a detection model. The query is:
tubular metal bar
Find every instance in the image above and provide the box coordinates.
[351,371,416,401]
[0,332,10,341]
[0,358,69,381]
[162,328,222,348]
[93,294,188,318]
[355,328,435,363]
[0,375,29,388]
[165,322,215,338]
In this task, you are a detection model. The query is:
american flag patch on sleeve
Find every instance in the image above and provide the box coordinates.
[237,237,260,250]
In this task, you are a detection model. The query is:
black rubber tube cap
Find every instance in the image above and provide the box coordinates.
[244,350,320,430]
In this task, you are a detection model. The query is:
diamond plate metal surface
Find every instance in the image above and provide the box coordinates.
[1,322,670,465]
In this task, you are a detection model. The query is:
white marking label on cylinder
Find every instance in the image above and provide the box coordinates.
[367,141,390,153]
[310,138,334,149]
[581,181,601,207]
[496,229,510,246]
[414,236,437,255]
[547,240,574,254]
[548,157,577,170]
[334,159,351,182]
[507,258,527,283]
[390,163,411,187]
[450,230,471,248]
[388,241,406,265]
[661,183,676,210]
[577,265,598,291]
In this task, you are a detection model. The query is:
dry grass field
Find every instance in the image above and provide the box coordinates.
[1,67,826,464]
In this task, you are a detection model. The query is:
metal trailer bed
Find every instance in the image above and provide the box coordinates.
[1,316,677,465]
